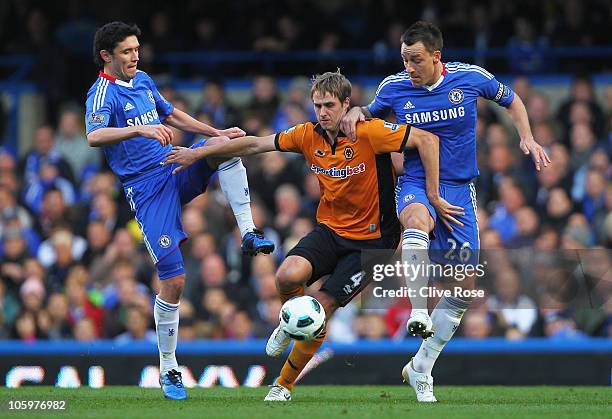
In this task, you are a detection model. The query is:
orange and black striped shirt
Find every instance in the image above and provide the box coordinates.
[274,118,411,241]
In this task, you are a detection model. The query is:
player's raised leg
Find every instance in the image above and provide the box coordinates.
[265,255,311,358]
[203,136,274,256]
[154,251,188,400]
[266,289,336,401]
[398,194,436,339]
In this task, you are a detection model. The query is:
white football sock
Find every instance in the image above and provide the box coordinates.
[218,158,256,237]
[154,296,179,375]
[413,295,470,375]
[402,229,430,314]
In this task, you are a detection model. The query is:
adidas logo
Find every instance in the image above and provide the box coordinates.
[124,102,135,111]
[403,101,415,109]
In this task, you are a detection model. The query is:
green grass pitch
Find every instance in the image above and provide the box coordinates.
[0,386,609,419]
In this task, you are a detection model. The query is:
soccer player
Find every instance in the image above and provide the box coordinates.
[341,21,550,402]
[164,70,449,401]
[85,22,274,400]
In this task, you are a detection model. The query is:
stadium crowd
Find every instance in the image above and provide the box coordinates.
[1,0,612,124]
[0,69,610,343]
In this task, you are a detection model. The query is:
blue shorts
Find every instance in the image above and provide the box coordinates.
[123,139,216,278]
[395,177,480,265]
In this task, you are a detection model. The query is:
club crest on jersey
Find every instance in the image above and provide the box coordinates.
[88,113,105,125]
[344,146,355,160]
[147,89,155,104]
[314,149,326,157]
[448,88,464,105]
[158,235,172,248]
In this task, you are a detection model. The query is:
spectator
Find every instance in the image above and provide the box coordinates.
[65,266,104,337]
[18,125,74,186]
[488,177,526,244]
[54,107,100,177]
[557,76,605,139]
[114,305,156,344]
[46,292,72,340]
[461,311,493,339]
[488,269,537,338]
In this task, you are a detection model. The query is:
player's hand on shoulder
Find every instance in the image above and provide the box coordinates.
[340,107,365,142]
[217,127,246,139]
[428,195,465,232]
[164,146,199,174]
[138,124,174,146]
[519,137,551,172]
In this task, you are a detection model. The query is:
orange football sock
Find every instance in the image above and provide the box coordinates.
[277,329,326,391]
[279,285,304,304]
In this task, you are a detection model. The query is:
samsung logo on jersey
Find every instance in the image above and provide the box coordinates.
[126,109,159,126]
[404,106,465,125]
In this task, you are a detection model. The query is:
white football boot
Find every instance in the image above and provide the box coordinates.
[264,383,292,401]
[402,359,437,402]
[266,325,291,357]
[406,309,434,339]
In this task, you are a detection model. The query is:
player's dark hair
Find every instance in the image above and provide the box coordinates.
[310,70,352,102]
[93,21,141,68]
[401,21,443,53]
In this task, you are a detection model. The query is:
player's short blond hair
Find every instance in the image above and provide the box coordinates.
[310,70,352,102]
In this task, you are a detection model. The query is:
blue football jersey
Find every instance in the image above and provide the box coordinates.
[85,71,174,182]
[368,62,514,183]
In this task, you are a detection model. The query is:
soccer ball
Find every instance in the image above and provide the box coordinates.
[279,296,326,341]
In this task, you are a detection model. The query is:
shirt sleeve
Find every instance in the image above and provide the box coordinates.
[472,66,515,108]
[274,123,309,153]
[356,118,411,154]
[85,83,113,134]
[366,76,395,118]
[150,82,174,120]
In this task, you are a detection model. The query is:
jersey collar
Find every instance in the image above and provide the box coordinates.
[422,63,446,92]
[99,71,134,88]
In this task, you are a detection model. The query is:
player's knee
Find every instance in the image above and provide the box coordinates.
[400,205,432,232]
[402,211,433,232]
[276,261,308,291]
[159,274,185,303]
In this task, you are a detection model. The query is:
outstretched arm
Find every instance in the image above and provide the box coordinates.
[87,124,174,147]
[163,107,246,139]
[163,134,277,174]
[506,94,551,171]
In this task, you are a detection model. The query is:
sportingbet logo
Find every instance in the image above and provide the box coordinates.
[126,108,160,126]
[310,162,366,179]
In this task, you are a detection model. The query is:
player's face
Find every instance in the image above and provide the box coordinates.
[401,41,439,86]
[107,35,140,81]
[312,91,350,132]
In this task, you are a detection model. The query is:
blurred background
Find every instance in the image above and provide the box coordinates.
[0,0,610,386]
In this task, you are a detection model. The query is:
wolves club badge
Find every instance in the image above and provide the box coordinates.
[315,149,326,157]
[344,146,355,160]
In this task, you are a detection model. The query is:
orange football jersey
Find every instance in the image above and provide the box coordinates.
[274,118,410,240]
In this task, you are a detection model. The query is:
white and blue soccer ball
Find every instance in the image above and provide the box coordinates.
[279,296,326,341]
